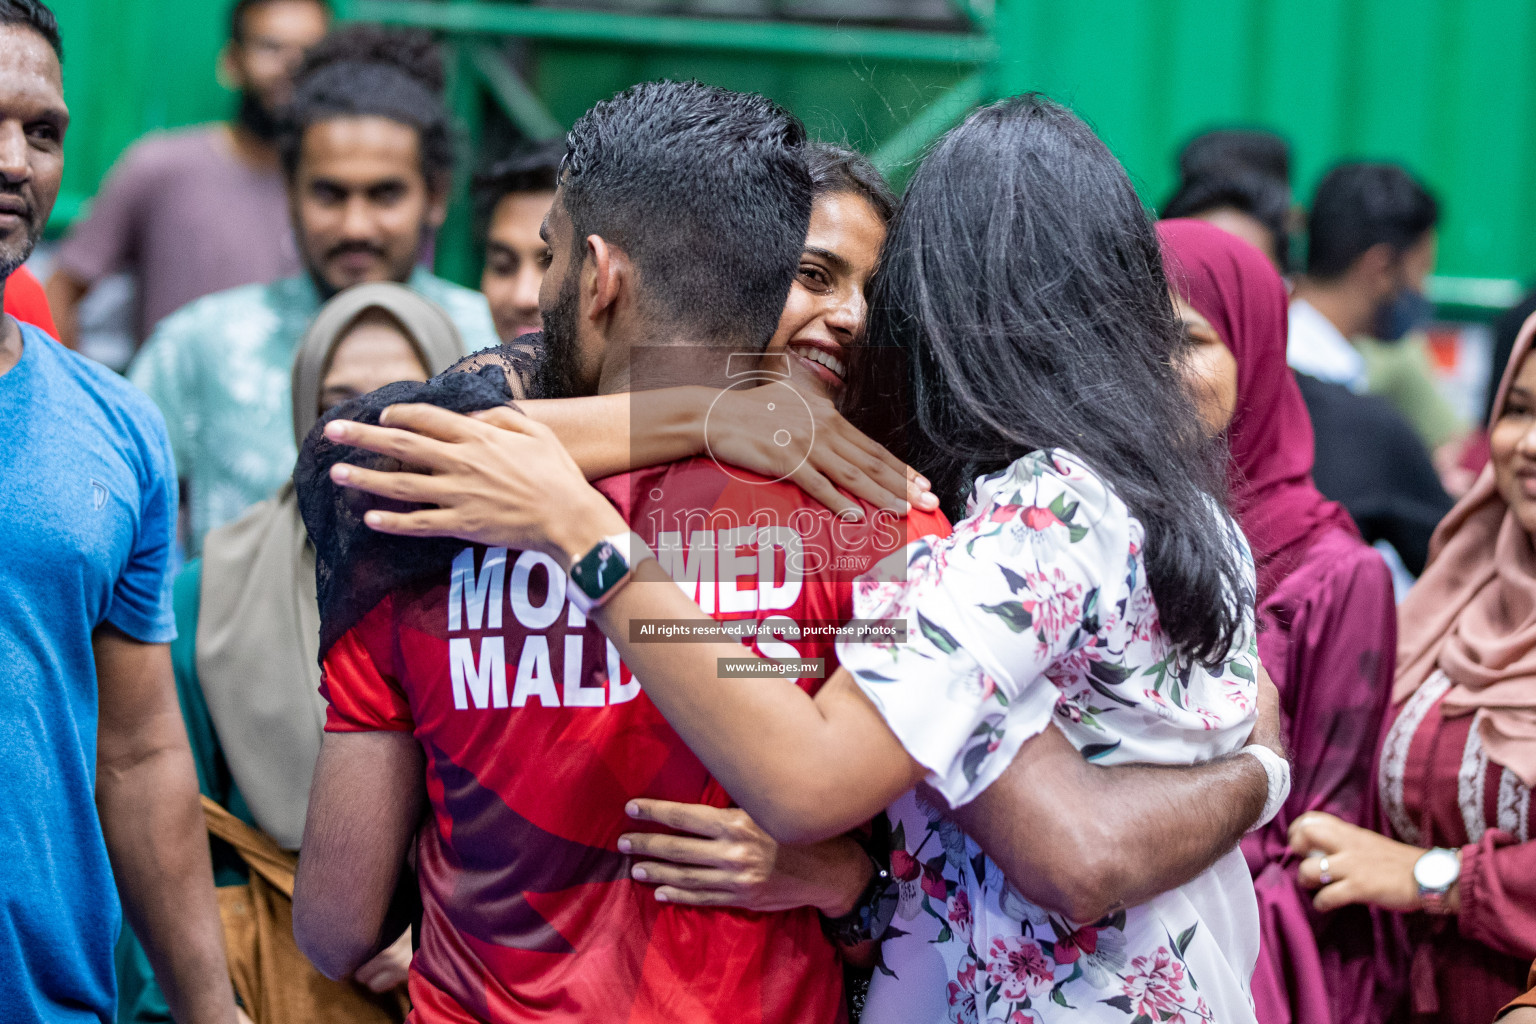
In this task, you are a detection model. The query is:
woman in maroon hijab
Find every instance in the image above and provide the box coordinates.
[1158,219,1404,1024]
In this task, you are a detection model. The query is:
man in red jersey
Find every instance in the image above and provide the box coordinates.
[293,81,918,1022]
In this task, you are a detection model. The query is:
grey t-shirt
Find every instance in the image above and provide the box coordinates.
[56,124,299,342]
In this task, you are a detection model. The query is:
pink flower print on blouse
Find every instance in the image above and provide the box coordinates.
[986,935,1056,1001]
[946,958,982,1024]
[1121,947,1188,1020]
[946,888,973,944]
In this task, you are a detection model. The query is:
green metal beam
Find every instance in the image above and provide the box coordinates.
[469,42,564,141]
[870,69,992,175]
[347,0,997,64]
[436,40,483,287]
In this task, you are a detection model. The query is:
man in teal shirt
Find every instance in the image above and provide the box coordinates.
[129,24,497,553]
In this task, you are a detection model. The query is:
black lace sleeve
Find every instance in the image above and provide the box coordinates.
[294,341,543,659]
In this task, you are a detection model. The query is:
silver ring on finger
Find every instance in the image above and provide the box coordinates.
[1318,856,1332,886]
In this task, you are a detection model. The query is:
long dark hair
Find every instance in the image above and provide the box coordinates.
[869,94,1249,667]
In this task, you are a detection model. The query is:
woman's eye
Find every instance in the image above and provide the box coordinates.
[798,265,831,290]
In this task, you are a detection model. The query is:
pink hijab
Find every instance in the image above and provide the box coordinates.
[1157,219,1358,605]
[1394,311,1536,786]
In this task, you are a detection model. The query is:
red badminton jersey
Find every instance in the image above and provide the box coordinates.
[322,456,947,1023]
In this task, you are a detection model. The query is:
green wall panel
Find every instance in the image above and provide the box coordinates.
[48,0,233,224]
[991,0,1536,282]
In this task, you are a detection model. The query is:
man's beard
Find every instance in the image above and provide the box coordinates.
[0,189,39,281]
[532,267,586,399]
[302,237,418,301]
[236,90,284,143]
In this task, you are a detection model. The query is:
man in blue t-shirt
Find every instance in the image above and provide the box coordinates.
[0,4,238,1021]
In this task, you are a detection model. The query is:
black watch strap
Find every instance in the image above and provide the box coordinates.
[822,815,899,946]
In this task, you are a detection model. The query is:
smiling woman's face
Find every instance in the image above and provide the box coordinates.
[1492,352,1536,535]
[763,190,887,404]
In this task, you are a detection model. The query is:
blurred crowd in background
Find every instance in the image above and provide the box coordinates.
[10,1,1536,1023]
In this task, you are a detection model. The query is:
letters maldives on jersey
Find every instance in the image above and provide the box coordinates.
[321,454,945,1024]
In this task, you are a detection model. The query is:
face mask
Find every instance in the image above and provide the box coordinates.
[1373,286,1433,342]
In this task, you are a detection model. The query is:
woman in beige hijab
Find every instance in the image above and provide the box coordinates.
[116,284,466,1023]
[1288,312,1536,1023]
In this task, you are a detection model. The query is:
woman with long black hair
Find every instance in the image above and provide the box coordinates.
[321,95,1276,1022]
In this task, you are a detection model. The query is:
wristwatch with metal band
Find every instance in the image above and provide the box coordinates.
[1413,846,1461,914]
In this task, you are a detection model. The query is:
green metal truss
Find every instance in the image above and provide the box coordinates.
[332,0,1007,284]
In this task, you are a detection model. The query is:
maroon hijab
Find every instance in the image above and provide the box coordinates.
[1157,218,1358,603]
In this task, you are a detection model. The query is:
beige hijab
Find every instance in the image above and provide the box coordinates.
[1394,310,1536,788]
[197,284,466,848]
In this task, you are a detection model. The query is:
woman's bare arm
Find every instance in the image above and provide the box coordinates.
[481,385,933,517]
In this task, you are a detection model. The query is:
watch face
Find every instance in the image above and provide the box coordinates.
[574,539,628,601]
[1414,848,1460,890]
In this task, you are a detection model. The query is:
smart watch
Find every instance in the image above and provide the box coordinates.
[1413,847,1461,914]
[567,531,653,614]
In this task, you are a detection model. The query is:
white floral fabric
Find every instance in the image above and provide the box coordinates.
[839,450,1261,1024]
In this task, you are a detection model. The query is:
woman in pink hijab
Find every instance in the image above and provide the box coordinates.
[1288,310,1536,1023]
[1158,219,1403,1024]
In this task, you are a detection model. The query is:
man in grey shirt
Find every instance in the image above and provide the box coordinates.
[45,0,330,350]
[127,24,498,555]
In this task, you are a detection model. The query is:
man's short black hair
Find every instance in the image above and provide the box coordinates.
[560,80,811,350]
[1306,162,1439,280]
[0,0,61,60]
[474,139,564,228]
[1163,166,1293,271]
[1179,128,1290,186]
[278,23,452,183]
[229,0,330,44]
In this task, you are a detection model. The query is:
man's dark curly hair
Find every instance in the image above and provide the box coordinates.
[473,138,565,232]
[278,23,452,184]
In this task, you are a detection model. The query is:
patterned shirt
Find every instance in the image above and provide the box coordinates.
[839,450,1263,1024]
[128,269,498,554]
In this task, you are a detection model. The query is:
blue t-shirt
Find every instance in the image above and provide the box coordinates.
[0,323,177,1022]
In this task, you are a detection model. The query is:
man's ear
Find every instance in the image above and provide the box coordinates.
[1355,242,1399,295]
[583,234,628,322]
[217,45,242,92]
[424,174,451,231]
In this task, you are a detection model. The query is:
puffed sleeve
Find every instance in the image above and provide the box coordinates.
[837,454,1130,807]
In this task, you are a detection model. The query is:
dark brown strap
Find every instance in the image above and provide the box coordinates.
[200,795,299,897]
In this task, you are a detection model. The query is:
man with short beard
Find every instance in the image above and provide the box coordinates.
[128,23,497,555]
[45,0,331,354]
[0,2,238,1020]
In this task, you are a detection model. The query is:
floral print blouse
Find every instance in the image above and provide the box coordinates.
[838,450,1262,1024]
